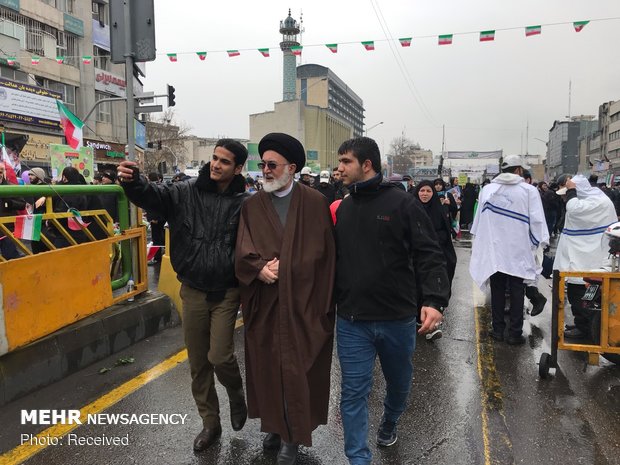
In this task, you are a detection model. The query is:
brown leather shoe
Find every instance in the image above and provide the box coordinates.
[277,442,298,465]
[263,432,281,450]
[193,425,222,451]
[230,396,247,431]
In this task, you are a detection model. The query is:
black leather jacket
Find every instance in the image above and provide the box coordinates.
[122,164,248,292]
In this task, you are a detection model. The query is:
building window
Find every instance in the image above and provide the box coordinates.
[93,45,110,70]
[92,1,108,24]
[56,31,79,67]
[0,67,28,83]
[96,92,112,123]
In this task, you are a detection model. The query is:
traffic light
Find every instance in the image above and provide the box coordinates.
[157,141,162,150]
[167,84,176,107]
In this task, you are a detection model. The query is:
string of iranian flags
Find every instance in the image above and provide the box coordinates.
[164,20,592,61]
[0,19,600,65]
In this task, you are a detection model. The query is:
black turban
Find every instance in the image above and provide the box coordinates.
[258,133,306,173]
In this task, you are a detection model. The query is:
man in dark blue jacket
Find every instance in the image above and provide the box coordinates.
[117,139,249,452]
[334,137,449,465]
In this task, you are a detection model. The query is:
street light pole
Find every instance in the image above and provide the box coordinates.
[365,121,384,136]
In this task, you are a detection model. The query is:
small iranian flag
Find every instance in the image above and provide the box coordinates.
[147,243,163,261]
[196,52,207,60]
[325,43,338,53]
[56,100,84,150]
[67,209,90,231]
[362,41,375,51]
[525,25,541,37]
[56,56,65,64]
[258,48,270,57]
[227,50,240,57]
[31,55,40,65]
[438,34,453,45]
[291,46,302,56]
[82,55,92,64]
[14,214,43,241]
[167,53,178,62]
[573,20,589,32]
[479,30,495,42]
[6,57,16,66]
[399,37,412,47]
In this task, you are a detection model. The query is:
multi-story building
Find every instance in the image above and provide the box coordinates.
[182,135,249,170]
[296,64,364,138]
[599,99,620,178]
[0,0,144,175]
[546,116,597,180]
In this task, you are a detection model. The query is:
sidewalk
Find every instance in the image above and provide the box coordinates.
[0,264,179,407]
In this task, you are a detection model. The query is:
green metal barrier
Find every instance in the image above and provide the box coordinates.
[0,184,132,290]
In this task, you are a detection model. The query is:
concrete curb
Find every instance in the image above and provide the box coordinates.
[0,291,180,406]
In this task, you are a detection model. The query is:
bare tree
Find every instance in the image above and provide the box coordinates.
[388,134,420,175]
[144,110,192,174]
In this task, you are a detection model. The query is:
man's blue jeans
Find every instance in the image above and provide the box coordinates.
[337,315,417,465]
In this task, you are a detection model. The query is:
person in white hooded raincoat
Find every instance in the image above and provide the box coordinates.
[553,174,617,339]
[469,155,549,344]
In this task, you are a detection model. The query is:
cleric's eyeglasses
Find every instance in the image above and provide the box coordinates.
[257,161,289,171]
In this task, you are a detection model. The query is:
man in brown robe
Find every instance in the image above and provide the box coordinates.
[235,133,335,465]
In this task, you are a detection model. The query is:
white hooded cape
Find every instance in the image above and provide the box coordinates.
[470,173,549,291]
[553,175,617,283]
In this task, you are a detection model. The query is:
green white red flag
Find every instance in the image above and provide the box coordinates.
[479,30,495,42]
[56,56,65,64]
[291,46,302,56]
[56,100,84,150]
[196,52,207,60]
[82,55,92,64]
[362,41,375,51]
[7,57,16,66]
[227,50,240,57]
[325,44,338,53]
[1,145,18,184]
[31,56,40,65]
[573,21,589,32]
[438,34,453,45]
[258,48,270,57]
[399,38,412,47]
[67,208,90,231]
[167,53,177,62]
[14,214,43,241]
[525,25,541,37]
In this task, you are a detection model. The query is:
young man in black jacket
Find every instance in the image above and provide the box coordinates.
[334,137,449,465]
[117,139,249,452]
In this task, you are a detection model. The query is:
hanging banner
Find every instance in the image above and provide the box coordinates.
[49,144,94,183]
[246,143,260,172]
[445,150,502,159]
[0,78,62,129]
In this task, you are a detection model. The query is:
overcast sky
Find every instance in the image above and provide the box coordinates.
[143,0,620,158]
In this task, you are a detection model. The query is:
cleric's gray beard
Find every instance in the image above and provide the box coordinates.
[262,171,292,193]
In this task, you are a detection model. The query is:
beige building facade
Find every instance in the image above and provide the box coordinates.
[250,99,352,172]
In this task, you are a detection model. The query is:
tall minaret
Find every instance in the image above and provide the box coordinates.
[279,9,300,101]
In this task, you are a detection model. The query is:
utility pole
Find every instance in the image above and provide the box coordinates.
[123,0,135,162]
[438,124,445,177]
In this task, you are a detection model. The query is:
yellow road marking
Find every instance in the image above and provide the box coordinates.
[473,282,513,465]
[474,305,493,465]
[1,316,245,465]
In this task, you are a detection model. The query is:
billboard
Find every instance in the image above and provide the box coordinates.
[0,78,62,129]
[49,144,94,183]
[445,150,502,159]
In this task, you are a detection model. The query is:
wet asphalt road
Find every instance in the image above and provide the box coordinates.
[1,239,619,465]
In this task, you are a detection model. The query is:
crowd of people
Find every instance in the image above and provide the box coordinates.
[2,133,617,464]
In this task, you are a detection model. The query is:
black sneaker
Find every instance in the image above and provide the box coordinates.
[376,420,397,447]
